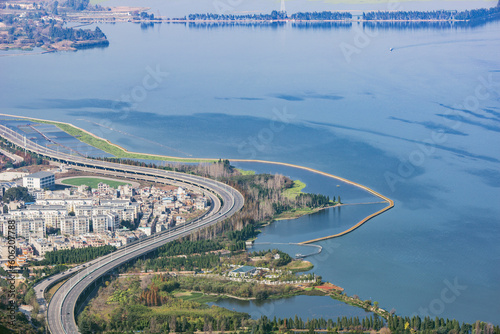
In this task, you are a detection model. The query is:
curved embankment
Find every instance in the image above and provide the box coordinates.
[1,113,394,244]
[230,159,395,244]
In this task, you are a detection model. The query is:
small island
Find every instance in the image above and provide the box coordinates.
[0,0,158,51]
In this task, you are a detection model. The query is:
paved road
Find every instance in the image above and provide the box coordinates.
[0,125,244,334]
[0,146,24,163]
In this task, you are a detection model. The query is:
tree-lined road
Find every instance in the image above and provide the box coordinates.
[0,125,244,334]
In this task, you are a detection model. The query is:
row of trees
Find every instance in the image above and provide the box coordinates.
[239,314,500,333]
[361,20,498,30]
[157,239,223,257]
[187,10,287,21]
[40,245,116,265]
[290,11,352,20]
[363,7,500,21]
[143,253,220,272]
[387,315,498,334]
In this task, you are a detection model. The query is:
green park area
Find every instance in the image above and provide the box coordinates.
[282,180,306,199]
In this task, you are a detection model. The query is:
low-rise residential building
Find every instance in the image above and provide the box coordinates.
[30,238,53,256]
[229,265,257,277]
[23,171,55,190]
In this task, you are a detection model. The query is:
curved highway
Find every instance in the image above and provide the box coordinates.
[0,125,244,334]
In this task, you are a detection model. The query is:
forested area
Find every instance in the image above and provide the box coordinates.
[78,276,250,334]
[48,26,107,42]
[157,239,223,257]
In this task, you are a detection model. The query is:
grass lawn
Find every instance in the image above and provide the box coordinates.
[173,291,219,303]
[286,260,314,273]
[236,168,255,176]
[274,207,316,220]
[283,180,306,199]
[61,177,131,189]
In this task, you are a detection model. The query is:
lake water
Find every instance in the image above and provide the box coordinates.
[1,8,499,324]
[208,295,375,320]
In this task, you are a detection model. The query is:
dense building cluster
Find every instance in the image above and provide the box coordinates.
[0,168,209,267]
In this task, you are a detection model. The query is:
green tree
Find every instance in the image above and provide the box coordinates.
[24,288,35,305]
[3,187,34,203]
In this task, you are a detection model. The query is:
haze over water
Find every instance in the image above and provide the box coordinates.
[1,0,499,324]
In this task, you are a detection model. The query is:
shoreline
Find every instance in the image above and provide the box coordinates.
[0,112,394,244]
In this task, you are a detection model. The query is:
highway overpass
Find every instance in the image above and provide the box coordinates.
[0,124,244,334]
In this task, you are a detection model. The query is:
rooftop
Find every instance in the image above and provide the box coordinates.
[25,171,54,179]
[231,265,256,273]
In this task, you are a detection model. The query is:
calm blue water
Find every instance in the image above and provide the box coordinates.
[208,295,374,320]
[1,12,499,324]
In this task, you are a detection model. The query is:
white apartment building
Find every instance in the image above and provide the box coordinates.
[22,171,55,190]
[61,216,89,236]
[1,217,45,239]
[36,198,94,212]
[92,213,118,234]
[30,237,54,256]
[11,205,66,229]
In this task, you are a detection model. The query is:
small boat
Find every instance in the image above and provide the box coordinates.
[295,253,304,258]
[389,48,394,52]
